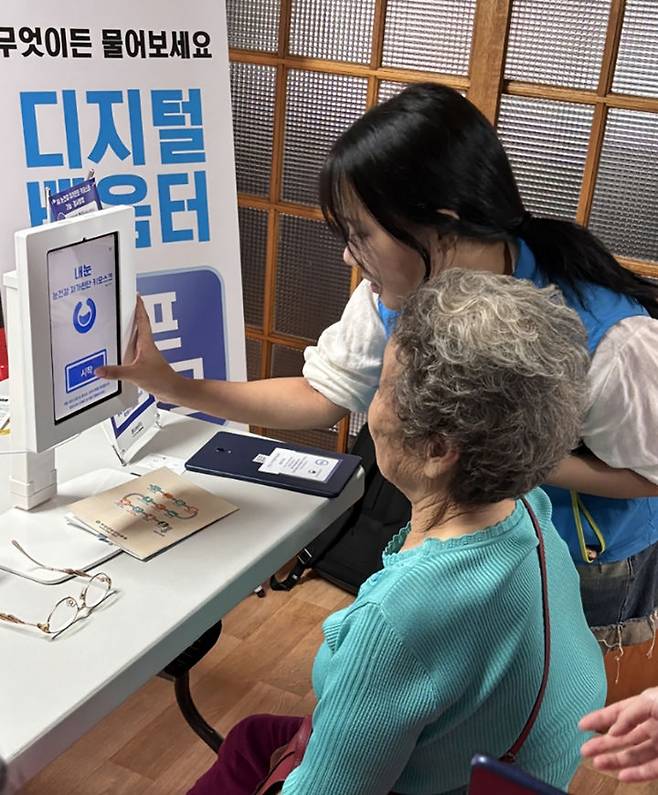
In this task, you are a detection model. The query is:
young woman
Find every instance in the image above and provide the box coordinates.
[98,83,658,657]
[185,270,606,795]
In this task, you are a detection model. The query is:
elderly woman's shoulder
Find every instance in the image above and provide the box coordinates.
[321,487,585,686]
[523,486,554,523]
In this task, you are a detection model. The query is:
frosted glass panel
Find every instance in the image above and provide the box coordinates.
[230,62,276,196]
[378,81,464,103]
[378,81,409,103]
[505,0,610,90]
[238,206,268,328]
[497,95,594,219]
[289,0,375,63]
[245,337,261,382]
[270,343,305,378]
[264,425,340,451]
[275,214,351,340]
[382,0,476,74]
[226,0,280,52]
[590,109,658,262]
[613,0,658,98]
[349,411,367,438]
[282,70,368,205]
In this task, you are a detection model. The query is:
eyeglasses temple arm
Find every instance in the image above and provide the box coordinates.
[0,612,47,633]
[10,540,89,578]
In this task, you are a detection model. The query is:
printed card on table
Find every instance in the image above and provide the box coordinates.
[258,448,340,483]
[69,467,238,560]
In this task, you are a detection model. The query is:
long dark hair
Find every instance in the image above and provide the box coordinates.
[319,82,658,317]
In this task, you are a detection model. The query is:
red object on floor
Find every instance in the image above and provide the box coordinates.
[0,326,8,381]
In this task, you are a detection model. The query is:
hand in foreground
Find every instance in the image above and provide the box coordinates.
[95,295,181,403]
[579,687,658,783]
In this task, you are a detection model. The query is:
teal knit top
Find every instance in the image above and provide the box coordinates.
[283,488,606,795]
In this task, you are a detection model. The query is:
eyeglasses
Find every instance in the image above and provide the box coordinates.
[0,540,112,637]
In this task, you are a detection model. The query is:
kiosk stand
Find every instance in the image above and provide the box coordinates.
[4,268,58,510]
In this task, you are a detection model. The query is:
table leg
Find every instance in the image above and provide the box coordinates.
[174,671,223,752]
[159,619,224,753]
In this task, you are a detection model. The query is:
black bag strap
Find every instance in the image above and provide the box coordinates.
[500,496,551,763]
[269,485,367,591]
[270,547,315,591]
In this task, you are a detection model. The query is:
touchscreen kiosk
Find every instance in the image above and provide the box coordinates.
[0,207,138,581]
[6,206,137,455]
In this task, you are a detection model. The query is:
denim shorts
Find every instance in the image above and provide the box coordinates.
[577,538,658,649]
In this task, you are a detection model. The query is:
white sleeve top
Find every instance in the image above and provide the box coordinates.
[302,280,387,414]
[582,315,658,484]
[303,283,658,484]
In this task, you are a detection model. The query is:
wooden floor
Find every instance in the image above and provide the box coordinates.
[19,573,658,794]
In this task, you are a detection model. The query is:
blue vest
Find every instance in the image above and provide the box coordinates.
[377,297,399,340]
[514,239,658,563]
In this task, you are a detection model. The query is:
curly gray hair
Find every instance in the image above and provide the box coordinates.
[392,268,590,504]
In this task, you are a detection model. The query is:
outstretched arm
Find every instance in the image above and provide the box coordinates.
[554,318,658,498]
[96,297,349,430]
[547,453,658,499]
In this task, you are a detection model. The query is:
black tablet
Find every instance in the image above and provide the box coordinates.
[185,431,362,498]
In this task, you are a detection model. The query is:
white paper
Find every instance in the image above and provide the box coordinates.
[129,453,186,476]
[103,388,161,463]
[65,512,115,543]
[258,448,340,483]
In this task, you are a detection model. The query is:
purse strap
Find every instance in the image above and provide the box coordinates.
[499,497,551,764]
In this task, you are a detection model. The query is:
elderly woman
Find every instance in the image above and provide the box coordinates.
[188,269,606,795]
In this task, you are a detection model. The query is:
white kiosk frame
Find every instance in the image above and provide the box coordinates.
[0,208,138,582]
[8,206,137,454]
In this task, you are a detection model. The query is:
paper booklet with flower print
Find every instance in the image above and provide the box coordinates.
[68,467,238,560]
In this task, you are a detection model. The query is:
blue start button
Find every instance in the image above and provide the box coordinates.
[65,349,107,392]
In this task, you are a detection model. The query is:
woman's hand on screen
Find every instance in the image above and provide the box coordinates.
[95,295,182,404]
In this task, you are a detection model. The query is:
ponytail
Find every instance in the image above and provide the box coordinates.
[519,214,658,318]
